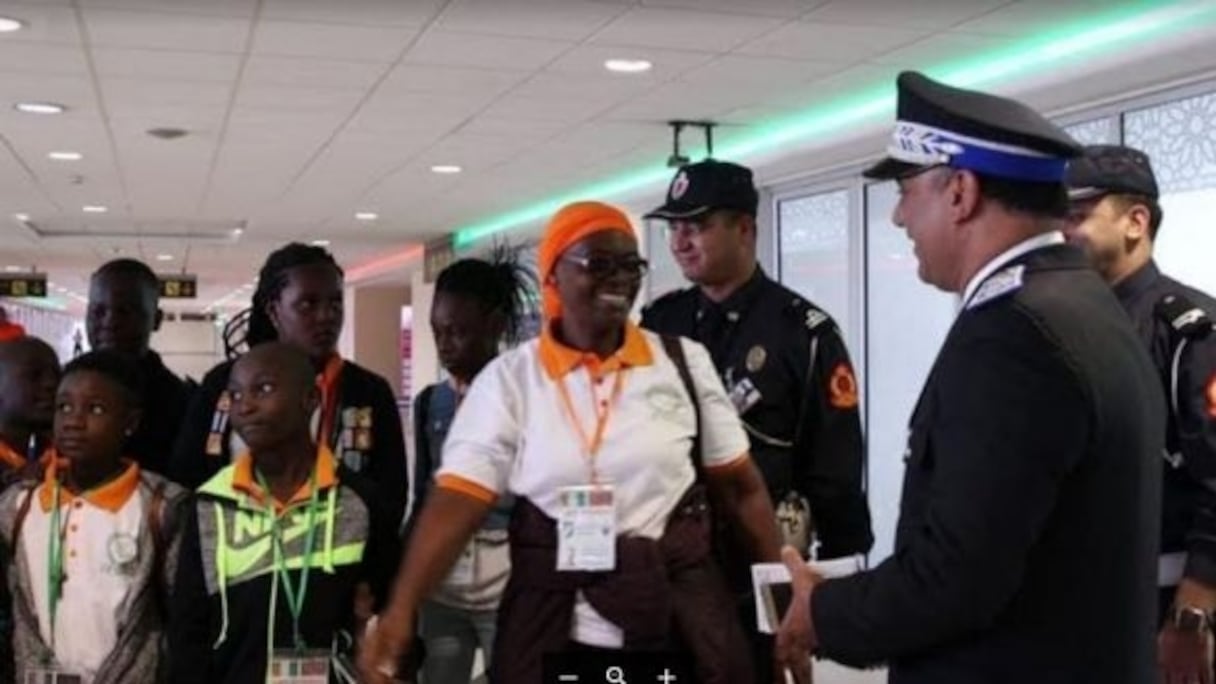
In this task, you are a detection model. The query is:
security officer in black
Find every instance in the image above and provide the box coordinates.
[777,72,1163,684]
[1065,145,1216,684]
[641,159,872,682]
[641,159,872,559]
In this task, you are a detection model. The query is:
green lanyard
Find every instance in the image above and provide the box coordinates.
[45,479,99,654]
[257,468,320,651]
[46,481,66,653]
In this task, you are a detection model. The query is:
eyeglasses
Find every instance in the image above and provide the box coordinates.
[561,253,650,280]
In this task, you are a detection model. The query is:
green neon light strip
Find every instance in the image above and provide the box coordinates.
[454,0,1215,248]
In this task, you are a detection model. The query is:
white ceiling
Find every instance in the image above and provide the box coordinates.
[0,0,1213,312]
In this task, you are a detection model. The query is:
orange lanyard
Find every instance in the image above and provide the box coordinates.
[316,355,344,447]
[554,368,626,484]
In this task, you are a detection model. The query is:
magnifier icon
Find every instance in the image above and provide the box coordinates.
[605,665,626,684]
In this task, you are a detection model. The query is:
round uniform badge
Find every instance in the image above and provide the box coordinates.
[746,345,767,373]
[107,532,139,569]
[670,170,690,200]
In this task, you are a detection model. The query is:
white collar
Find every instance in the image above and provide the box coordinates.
[960,231,1064,309]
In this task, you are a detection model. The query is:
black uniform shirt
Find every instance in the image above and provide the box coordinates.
[642,268,872,558]
[129,349,194,477]
[1115,260,1216,585]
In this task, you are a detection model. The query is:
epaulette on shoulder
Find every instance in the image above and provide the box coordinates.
[785,296,831,332]
[966,264,1024,310]
[1155,293,1214,340]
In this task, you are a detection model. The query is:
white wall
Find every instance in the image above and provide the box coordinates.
[151,319,223,382]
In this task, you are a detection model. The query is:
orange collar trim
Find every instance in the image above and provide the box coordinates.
[39,458,141,513]
[539,322,653,380]
[231,444,338,512]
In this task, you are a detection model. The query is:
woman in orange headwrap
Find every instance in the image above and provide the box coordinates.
[361,202,791,684]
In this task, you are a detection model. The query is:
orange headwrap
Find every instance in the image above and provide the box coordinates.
[538,201,635,320]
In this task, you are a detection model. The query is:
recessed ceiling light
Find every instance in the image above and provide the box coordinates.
[431,164,462,174]
[604,58,652,74]
[14,102,64,115]
[48,151,83,161]
[13,213,29,222]
[155,254,173,261]
[82,205,107,213]
[310,239,331,247]
[4,265,21,273]
[232,227,244,236]
[0,16,24,33]
[355,211,378,221]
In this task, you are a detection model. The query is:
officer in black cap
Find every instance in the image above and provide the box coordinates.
[775,71,1163,684]
[1065,144,1216,683]
[640,158,873,680]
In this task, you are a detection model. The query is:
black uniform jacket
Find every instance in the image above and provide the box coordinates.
[642,269,872,558]
[812,244,1164,684]
[169,357,408,523]
[1116,260,1216,585]
[130,349,194,477]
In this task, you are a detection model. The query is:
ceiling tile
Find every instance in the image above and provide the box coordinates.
[803,0,1014,30]
[100,77,231,110]
[0,43,88,76]
[544,43,716,79]
[252,20,418,62]
[242,55,388,89]
[260,0,447,28]
[349,90,497,133]
[955,0,1145,36]
[640,0,829,19]
[736,21,927,61]
[479,93,619,124]
[376,64,529,97]
[83,8,251,52]
[603,82,775,123]
[458,116,569,139]
[77,0,257,18]
[590,7,785,51]
[233,84,365,115]
[866,32,1012,68]
[0,74,97,113]
[511,71,655,102]
[91,47,241,81]
[0,3,83,45]
[678,54,839,88]
[404,30,573,70]
[437,0,626,40]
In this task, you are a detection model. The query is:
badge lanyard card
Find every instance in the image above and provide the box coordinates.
[554,368,625,573]
[260,468,333,684]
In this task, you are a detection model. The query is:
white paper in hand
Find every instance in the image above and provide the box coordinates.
[752,554,864,634]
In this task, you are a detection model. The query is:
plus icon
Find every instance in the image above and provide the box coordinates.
[656,669,678,683]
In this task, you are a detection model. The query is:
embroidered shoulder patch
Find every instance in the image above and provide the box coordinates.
[967,265,1025,310]
[828,363,859,409]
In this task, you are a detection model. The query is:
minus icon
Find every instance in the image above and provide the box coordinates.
[559,676,580,682]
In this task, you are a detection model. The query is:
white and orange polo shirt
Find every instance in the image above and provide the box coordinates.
[436,323,749,646]
[20,460,145,677]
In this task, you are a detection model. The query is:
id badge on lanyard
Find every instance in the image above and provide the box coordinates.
[556,484,617,572]
[268,649,330,684]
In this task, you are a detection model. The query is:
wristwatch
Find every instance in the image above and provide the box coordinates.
[1166,605,1214,633]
